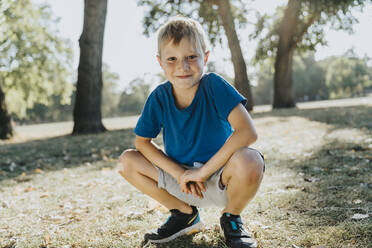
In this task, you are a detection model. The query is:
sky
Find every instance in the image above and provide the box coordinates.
[40,0,372,90]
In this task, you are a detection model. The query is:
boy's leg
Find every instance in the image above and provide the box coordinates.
[221,147,264,215]
[117,149,203,243]
[117,149,192,214]
[219,147,264,248]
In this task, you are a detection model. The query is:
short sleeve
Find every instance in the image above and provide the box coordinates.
[134,90,163,138]
[208,73,247,120]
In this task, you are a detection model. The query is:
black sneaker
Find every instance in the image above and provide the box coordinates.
[144,206,203,243]
[220,213,257,248]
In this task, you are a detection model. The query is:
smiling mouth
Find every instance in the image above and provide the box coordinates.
[176,75,192,79]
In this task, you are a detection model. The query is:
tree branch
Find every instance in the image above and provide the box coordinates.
[291,13,319,50]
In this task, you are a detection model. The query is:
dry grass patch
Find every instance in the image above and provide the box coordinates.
[0,104,371,247]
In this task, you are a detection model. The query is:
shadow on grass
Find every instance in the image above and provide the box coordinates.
[0,128,136,181]
[252,105,372,131]
[270,137,371,246]
[141,233,227,248]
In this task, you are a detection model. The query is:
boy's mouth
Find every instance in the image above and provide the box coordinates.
[176,75,192,79]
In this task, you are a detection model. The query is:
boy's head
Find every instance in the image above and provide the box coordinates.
[156,16,210,90]
[157,16,209,57]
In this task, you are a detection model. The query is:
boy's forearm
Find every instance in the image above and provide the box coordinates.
[200,129,257,179]
[135,139,185,181]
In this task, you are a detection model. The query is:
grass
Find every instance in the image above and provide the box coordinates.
[0,99,371,248]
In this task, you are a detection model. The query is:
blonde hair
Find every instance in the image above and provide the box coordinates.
[157,16,209,56]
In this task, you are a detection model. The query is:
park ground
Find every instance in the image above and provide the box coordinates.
[0,97,371,248]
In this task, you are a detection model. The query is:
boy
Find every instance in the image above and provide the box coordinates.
[118,16,265,248]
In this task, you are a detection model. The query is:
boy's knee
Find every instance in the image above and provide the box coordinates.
[230,148,264,184]
[117,149,138,176]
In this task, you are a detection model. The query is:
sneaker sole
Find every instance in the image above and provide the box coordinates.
[147,220,204,243]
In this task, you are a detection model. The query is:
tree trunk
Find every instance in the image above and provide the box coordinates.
[273,0,301,108]
[73,0,107,134]
[0,75,13,140]
[216,0,253,111]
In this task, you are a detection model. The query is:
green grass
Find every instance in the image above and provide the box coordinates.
[0,102,371,248]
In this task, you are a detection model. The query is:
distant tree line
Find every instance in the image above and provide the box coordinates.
[253,51,372,105]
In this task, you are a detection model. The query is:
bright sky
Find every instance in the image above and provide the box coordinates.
[42,0,372,90]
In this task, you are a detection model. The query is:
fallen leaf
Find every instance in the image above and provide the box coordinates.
[304,177,320,182]
[285,185,296,189]
[1,201,9,208]
[40,192,49,198]
[101,167,111,171]
[21,172,27,177]
[12,188,20,196]
[24,187,37,192]
[35,168,43,173]
[311,246,326,248]
[351,213,369,220]
[44,233,52,245]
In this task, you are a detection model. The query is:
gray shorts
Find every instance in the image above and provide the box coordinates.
[157,148,265,208]
[157,164,228,208]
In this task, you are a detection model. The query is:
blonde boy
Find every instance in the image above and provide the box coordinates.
[118,16,264,248]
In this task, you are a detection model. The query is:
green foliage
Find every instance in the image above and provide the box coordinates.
[293,53,328,101]
[253,52,371,104]
[253,0,368,63]
[101,64,121,118]
[252,61,274,105]
[321,54,372,99]
[117,77,151,115]
[0,0,73,118]
[137,0,249,46]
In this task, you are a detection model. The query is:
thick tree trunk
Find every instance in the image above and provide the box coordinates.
[0,75,13,140]
[73,0,107,134]
[216,0,253,111]
[273,0,301,109]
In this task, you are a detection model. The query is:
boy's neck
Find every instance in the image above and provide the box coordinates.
[172,82,200,110]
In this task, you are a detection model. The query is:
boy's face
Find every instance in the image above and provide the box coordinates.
[157,38,209,90]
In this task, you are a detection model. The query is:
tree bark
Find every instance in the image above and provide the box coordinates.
[216,0,253,111]
[0,75,13,140]
[273,0,301,108]
[73,0,107,134]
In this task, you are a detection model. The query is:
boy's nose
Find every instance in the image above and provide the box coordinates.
[177,59,190,71]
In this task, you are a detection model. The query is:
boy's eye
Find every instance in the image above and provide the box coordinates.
[187,55,197,60]
[167,57,176,62]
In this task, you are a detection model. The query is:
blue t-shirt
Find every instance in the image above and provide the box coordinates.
[134,72,247,167]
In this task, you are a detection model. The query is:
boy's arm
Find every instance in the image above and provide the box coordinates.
[135,136,186,183]
[180,103,257,191]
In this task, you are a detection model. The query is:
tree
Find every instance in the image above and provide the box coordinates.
[101,64,120,118]
[0,0,73,139]
[138,0,254,111]
[73,0,108,134]
[321,54,372,99]
[293,53,327,102]
[117,77,151,116]
[253,0,368,108]
[0,76,12,139]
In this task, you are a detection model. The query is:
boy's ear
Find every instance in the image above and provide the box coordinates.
[156,55,163,68]
[204,51,210,65]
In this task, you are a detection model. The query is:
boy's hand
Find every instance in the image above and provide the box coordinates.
[186,182,205,199]
[179,169,207,198]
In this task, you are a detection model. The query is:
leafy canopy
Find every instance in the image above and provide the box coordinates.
[138,0,249,46]
[252,0,368,63]
[0,0,73,118]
